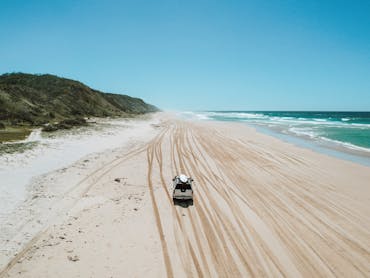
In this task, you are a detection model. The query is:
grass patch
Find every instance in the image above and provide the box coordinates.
[0,128,31,142]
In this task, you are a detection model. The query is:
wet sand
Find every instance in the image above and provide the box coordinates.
[1,115,370,277]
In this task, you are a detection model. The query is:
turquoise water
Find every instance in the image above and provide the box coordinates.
[184,111,370,156]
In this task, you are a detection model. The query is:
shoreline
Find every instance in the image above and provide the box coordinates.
[180,111,370,166]
[250,123,370,167]
[1,114,370,277]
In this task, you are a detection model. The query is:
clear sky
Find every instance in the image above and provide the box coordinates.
[0,0,369,111]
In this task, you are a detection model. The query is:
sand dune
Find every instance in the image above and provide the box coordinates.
[1,116,370,277]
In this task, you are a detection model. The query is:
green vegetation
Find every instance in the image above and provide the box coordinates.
[43,118,87,132]
[0,127,31,142]
[0,73,158,134]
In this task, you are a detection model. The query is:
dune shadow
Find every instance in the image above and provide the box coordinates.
[173,199,194,208]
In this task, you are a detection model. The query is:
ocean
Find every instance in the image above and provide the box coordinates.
[183,111,370,165]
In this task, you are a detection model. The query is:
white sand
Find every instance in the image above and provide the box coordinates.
[1,114,370,277]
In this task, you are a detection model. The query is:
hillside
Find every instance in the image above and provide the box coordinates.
[0,73,158,127]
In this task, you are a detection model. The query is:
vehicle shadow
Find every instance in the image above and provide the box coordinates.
[173,199,194,208]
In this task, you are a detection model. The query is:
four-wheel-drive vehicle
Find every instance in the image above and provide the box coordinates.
[172,174,194,201]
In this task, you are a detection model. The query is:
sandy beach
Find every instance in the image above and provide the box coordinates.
[1,113,370,277]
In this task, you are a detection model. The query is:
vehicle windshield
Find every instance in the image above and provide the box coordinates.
[175,183,192,190]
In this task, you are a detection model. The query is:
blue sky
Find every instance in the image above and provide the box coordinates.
[0,0,369,111]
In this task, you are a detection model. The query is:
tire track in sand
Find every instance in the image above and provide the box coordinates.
[146,128,174,278]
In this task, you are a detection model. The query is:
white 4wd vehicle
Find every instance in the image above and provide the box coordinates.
[172,174,194,201]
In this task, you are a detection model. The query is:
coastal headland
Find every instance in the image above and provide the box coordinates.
[0,73,158,142]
